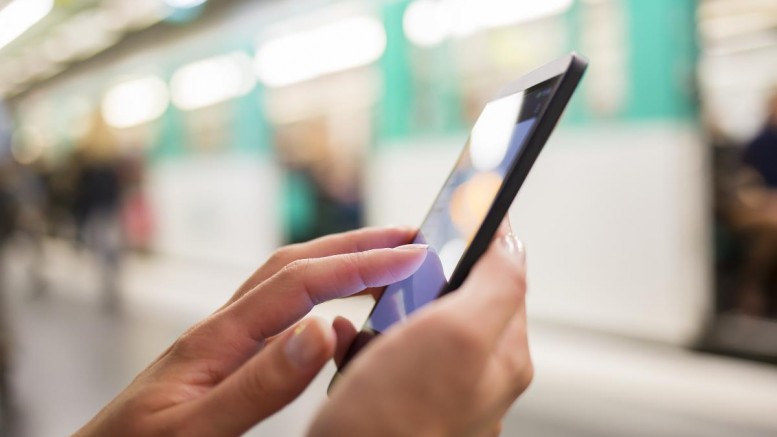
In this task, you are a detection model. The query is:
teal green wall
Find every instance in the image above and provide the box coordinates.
[378,0,414,141]
[623,0,698,120]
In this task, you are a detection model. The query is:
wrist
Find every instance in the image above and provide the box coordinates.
[308,402,447,437]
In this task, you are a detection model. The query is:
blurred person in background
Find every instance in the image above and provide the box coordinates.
[120,150,154,253]
[0,163,13,434]
[0,103,14,275]
[9,159,49,299]
[43,151,80,240]
[76,225,531,436]
[275,119,363,243]
[72,112,124,311]
[0,102,15,430]
[726,90,777,316]
[744,91,777,189]
[0,164,14,272]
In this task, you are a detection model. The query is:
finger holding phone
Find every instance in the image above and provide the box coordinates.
[311,225,530,437]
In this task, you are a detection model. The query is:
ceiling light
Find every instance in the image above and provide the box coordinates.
[403,0,573,47]
[102,76,169,129]
[0,0,54,52]
[171,52,255,110]
[403,0,453,47]
[255,16,386,88]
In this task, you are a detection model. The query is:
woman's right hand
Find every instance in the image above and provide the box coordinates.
[310,233,531,437]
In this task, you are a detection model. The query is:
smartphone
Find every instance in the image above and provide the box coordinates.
[330,53,587,389]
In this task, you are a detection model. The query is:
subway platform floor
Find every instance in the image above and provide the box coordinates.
[1,239,777,436]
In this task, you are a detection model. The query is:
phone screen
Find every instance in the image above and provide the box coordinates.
[365,77,559,334]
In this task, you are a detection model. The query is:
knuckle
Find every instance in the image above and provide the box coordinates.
[341,251,362,270]
[328,251,368,291]
[523,359,535,386]
[513,358,534,396]
[169,320,214,359]
[278,258,315,303]
[268,245,299,269]
[280,257,311,278]
[345,251,370,288]
[170,328,198,358]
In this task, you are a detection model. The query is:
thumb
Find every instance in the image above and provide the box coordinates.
[184,317,335,436]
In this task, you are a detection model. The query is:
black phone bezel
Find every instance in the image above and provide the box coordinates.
[445,54,588,293]
[330,53,588,391]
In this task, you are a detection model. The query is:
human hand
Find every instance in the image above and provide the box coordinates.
[75,226,427,437]
[310,231,530,437]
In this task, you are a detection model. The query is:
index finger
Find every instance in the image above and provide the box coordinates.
[220,245,429,341]
[225,226,417,308]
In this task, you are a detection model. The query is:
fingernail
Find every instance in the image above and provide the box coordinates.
[499,235,525,267]
[284,320,325,369]
[394,243,429,252]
